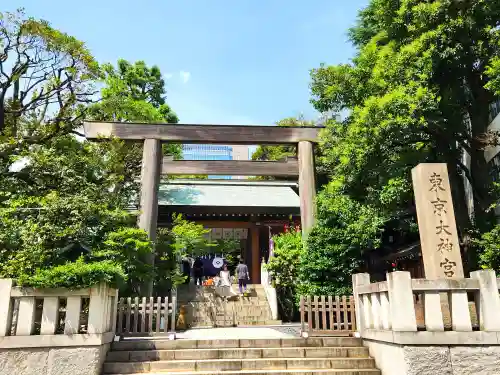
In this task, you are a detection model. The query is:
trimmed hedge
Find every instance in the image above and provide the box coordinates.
[17,259,127,289]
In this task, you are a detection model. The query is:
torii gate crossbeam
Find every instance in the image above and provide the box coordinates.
[83,121,322,294]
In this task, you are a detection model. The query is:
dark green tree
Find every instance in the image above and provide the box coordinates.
[299,187,383,296]
[252,116,315,162]
[86,59,182,159]
[0,10,152,290]
[0,9,100,185]
[309,0,500,272]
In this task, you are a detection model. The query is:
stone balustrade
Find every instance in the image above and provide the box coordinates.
[353,270,500,339]
[0,279,118,339]
[261,260,278,320]
[352,270,500,375]
[0,279,118,375]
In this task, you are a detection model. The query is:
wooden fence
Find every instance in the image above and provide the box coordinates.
[116,296,176,335]
[300,295,356,336]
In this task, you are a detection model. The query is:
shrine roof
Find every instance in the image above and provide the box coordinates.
[158,180,300,208]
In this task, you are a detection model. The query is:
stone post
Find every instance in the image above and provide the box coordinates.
[371,292,382,330]
[470,269,500,331]
[352,273,370,333]
[0,279,13,336]
[17,297,36,335]
[411,163,464,279]
[64,296,82,334]
[386,271,417,331]
[380,292,391,330]
[138,138,162,295]
[88,284,110,334]
[423,291,444,331]
[298,141,316,236]
[110,289,119,333]
[40,296,59,335]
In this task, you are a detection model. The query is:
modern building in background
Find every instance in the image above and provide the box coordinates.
[182,144,252,179]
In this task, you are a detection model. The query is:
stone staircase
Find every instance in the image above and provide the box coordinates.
[176,284,281,327]
[103,337,381,374]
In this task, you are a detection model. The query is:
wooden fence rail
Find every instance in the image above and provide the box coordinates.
[116,296,176,335]
[300,295,356,336]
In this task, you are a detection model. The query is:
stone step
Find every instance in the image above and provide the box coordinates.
[192,313,275,319]
[189,304,272,310]
[190,320,282,327]
[111,338,362,352]
[105,370,380,375]
[179,299,270,304]
[107,347,370,362]
[103,357,376,374]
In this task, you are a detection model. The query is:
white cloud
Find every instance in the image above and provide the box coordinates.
[180,70,191,83]
[164,73,173,80]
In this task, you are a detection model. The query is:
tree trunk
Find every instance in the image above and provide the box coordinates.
[468,75,496,228]
[448,161,475,273]
[0,91,5,135]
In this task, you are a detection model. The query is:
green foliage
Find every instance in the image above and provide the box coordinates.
[310,0,500,211]
[253,116,314,161]
[252,116,316,180]
[154,217,242,293]
[155,215,216,292]
[155,227,185,292]
[298,186,383,296]
[18,258,126,290]
[0,12,154,290]
[474,225,500,272]
[212,238,241,269]
[267,229,303,289]
[94,228,154,295]
[308,0,500,276]
[86,59,181,158]
[170,214,212,257]
[0,9,100,165]
[266,229,303,321]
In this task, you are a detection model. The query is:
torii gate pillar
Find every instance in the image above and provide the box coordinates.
[138,138,162,295]
[298,141,316,236]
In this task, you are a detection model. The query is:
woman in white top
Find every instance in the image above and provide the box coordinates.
[219,264,237,297]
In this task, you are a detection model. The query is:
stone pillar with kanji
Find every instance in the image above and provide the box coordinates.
[411,163,464,279]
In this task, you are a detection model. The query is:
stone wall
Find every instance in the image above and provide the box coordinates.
[0,344,109,375]
[364,341,500,375]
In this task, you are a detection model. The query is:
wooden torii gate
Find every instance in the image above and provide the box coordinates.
[83,121,322,294]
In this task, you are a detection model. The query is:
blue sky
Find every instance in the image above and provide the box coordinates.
[11,0,368,125]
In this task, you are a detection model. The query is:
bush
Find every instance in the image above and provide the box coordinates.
[18,258,126,289]
[93,228,154,295]
[298,187,383,296]
[474,224,500,271]
[265,228,303,321]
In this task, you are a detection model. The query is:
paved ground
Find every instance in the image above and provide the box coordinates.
[121,324,302,341]
[176,324,301,340]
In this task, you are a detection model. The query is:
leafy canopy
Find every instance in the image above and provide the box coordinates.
[265,228,303,321]
[311,0,500,218]
[0,11,181,291]
[86,59,182,159]
[299,186,383,296]
[306,0,500,281]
